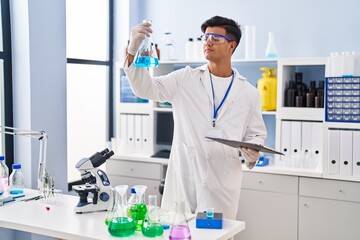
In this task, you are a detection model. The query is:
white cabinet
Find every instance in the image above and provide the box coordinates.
[106,156,167,205]
[236,172,298,240]
[299,177,360,240]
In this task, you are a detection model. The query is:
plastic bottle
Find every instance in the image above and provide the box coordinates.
[257,67,277,111]
[194,37,203,60]
[185,38,194,60]
[306,81,316,108]
[244,26,256,59]
[9,164,24,195]
[284,81,296,107]
[0,156,9,194]
[161,32,177,60]
[265,32,278,58]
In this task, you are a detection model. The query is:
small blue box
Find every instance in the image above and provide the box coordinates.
[195,212,223,229]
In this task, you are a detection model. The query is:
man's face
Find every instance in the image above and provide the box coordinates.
[203,27,236,62]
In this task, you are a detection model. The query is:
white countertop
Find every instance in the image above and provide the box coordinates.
[0,189,245,240]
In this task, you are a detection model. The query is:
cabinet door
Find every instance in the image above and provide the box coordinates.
[235,189,298,240]
[299,197,360,240]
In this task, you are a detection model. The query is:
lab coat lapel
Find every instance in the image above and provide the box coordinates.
[216,69,244,120]
[199,66,214,106]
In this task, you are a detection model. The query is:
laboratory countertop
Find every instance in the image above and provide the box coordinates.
[0,189,245,240]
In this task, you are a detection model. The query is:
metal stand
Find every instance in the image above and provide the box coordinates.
[0,125,57,197]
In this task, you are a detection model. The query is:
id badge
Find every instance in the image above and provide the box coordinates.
[205,128,223,140]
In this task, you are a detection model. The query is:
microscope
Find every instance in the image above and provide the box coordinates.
[72,148,114,214]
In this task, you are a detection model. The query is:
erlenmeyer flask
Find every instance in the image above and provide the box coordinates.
[127,185,148,231]
[142,195,164,237]
[105,187,116,225]
[134,20,159,68]
[107,185,136,237]
[169,201,191,240]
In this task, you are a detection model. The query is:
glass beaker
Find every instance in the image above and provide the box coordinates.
[142,195,164,237]
[134,20,159,68]
[127,185,148,231]
[107,185,136,237]
[169,201,191,240]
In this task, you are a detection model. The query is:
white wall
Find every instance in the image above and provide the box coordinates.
[128,0,360,60]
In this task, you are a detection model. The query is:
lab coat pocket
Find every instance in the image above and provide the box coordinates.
[172,141,195,177]
[222,148,243,188]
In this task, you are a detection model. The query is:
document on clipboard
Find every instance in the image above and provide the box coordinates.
[206,137,284,155]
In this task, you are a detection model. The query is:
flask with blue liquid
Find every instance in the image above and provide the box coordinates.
[134,20,159,68]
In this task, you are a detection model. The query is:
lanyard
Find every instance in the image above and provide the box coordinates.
[209,70,234,127]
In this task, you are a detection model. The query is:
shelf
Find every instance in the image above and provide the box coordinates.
[262,111,276,115]
[324,121,360,130]
[277,107,324,121]
[243,164,323,178]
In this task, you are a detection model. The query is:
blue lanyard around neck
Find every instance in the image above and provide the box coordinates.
[209,70,234,127]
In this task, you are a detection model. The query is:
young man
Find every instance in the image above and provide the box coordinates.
[124,16,266,219]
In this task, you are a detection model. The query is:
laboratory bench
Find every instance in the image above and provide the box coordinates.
[0,189,245,240]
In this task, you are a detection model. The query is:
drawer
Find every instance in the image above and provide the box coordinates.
[300,177,360,203]
[106,159,162,180]
[242,172,298,194]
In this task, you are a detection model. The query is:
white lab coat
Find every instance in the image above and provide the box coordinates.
[124,63,267,219]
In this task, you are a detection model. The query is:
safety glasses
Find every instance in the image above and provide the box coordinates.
[201,33,233,43]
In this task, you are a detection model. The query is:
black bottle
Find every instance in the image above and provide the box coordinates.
[306,81,316,107]
[284,81,296,107]
[294,72,307,93]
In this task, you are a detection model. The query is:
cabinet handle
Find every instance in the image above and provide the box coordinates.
[258,180,263,184]
[130,168,134,171]
[303,203,308,207]
[338,189,343,192]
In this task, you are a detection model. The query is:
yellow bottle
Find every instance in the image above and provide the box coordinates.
[257,67,277,111]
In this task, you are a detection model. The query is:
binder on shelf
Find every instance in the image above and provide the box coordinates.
[141,114,151,154]
[134,114,142,152]
[328,130,340,174]
[290,121,302,168]
[353,131,360,176]
[280,121,291,163]
[301,121,312,168]
[311,122,323,170]
[127,114,135,153]
[339,130,353,176]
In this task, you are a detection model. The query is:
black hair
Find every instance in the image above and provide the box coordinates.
[201,16,242,50]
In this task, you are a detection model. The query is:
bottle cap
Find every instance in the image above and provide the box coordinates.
[130,187,136,194]
[0,156,4,161]
[12,163,21,170]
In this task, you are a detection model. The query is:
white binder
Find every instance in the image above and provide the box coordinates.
[290,121,302,168]
[280,121,291,165]
[339,130,353,176]
[353,130,360,176]
[127,114,135,153]
[311,122,323,170]
[141,114,151,154]
[134,114,142,153]
[328,130,340,174]
[301,121,312,169]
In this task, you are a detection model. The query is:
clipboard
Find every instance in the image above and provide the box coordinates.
[206,137,284,155]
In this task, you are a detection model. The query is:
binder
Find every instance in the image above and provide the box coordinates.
[127,114,135,153]
[328,130,340,174]
[301,121,312,168]
[134,114,142,153]
[142,114,151,154]
[339,130,353,176]
[119,114,128,152]
[353,130,360,176]
[280,121,291,164]
[311,122,323,170]
[290,121,302,168]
